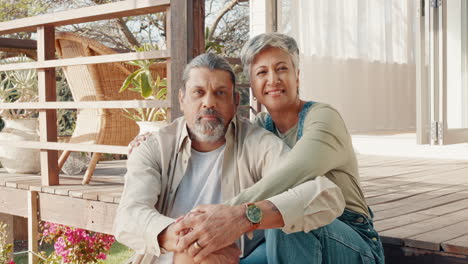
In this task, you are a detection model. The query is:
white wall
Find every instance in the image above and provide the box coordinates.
[250,0,417,133]
[298,56,416,133]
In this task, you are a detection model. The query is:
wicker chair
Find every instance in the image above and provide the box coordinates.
[55,32,166,184]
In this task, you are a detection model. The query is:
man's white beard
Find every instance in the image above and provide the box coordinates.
[191,120,225,142]
[190,109,226,142]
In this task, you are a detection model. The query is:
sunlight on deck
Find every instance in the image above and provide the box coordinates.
[353,133,468,160]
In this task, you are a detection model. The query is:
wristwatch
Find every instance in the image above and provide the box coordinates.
[245,203,263,232]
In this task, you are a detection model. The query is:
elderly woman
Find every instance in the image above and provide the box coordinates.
[171,33,385,264]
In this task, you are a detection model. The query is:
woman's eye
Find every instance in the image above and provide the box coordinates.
[278,66,288,71]
[256,71,266,76]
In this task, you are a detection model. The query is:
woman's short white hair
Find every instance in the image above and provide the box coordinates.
[240,32,300,79]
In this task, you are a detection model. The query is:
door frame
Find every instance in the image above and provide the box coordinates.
[417,0,468,145]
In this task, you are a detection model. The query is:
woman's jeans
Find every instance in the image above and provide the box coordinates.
[240,208,385,264]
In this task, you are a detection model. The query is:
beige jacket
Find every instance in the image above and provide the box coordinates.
[113,116,345,263]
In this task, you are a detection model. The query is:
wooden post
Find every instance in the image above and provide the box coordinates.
[37,26,59,186]
[28,191,39,264]
[13,216,28,241]
[168,0,205,121]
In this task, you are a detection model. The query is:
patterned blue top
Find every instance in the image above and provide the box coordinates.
[264,101,316,140]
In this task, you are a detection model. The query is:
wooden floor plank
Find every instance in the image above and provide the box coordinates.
[405,220,468,251]
[442,234,468,255]
[420,199,468,216]
[362,166,468,194]
[370,185,465,211]
[81,186,123,203]
[378,208,468,246]
[374,212,432,232]
[374,190,468,221]
[369,179,468,209]
[55,182,121,197]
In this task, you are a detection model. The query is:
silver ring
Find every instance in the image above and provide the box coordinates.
[193,241,202,250]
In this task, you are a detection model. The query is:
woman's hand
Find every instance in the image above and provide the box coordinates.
[158,222,180,253]
[127,132,150,154]
[199,244,241,264]
[173,244,240,264]
[173,204,250,263]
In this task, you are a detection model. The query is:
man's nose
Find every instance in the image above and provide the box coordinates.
[202,92,216,108]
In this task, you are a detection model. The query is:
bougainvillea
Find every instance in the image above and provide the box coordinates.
[39,222,115,264]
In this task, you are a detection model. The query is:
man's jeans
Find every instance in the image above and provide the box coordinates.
[240,209,385,264]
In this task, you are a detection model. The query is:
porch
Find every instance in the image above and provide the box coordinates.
[1,153,468,263]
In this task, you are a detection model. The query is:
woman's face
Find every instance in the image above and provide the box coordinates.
[250,47,299,112]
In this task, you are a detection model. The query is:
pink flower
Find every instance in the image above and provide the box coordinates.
[41,221,115,262]
[97,252,107,260]
[8,260,15,264]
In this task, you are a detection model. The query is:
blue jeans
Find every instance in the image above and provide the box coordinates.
[240,209,384,264]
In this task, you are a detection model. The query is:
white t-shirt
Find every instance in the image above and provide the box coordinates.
[159,145,226,263]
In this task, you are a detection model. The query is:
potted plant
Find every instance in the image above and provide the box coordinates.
[119,43,168,134]
[0,56,41,174]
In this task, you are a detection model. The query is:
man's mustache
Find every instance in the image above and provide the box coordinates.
[196,109,224,123]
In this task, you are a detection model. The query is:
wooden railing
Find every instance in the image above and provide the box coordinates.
[0,0,204,185]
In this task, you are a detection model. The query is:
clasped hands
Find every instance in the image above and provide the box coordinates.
[162,204,250,264]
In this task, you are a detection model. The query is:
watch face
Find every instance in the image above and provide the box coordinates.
[246,204,263,224]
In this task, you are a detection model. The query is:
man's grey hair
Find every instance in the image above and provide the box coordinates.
[240,32,300,79]
[182,53,236,93]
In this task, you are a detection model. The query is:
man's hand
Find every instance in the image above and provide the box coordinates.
[173,204,250,263]
[158,223,180,252]
[127,132,150,154]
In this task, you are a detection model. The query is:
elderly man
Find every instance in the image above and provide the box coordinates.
[113,53,345,264]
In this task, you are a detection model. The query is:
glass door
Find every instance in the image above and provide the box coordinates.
[424,0,468,145]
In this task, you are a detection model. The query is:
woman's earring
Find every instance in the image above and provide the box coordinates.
[253,97,257,101]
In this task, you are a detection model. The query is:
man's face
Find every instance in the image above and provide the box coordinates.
[179,67,238,142]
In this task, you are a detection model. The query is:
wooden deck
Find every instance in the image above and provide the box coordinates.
[358,154,468,263]
[0,161,126,235]
[1,155,468,263]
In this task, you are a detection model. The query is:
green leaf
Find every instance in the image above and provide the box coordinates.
[155,75,161,87]
[159,78,167,87]
[119,69,142,93]
[156,87,167,99]
[131,79,140,91]
[126,61,142,67]
[140,73,152,98]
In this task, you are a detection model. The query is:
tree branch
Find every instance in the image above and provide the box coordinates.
[208,0,240,41]
[88,0,140,47]
[115,18,140,47]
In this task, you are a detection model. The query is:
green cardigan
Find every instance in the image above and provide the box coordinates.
[227,102,369,218]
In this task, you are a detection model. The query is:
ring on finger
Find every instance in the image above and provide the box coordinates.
[193,241,202,250]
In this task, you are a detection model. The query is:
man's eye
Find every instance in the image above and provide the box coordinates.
[194,90,203,94]
[217,91,226,95]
